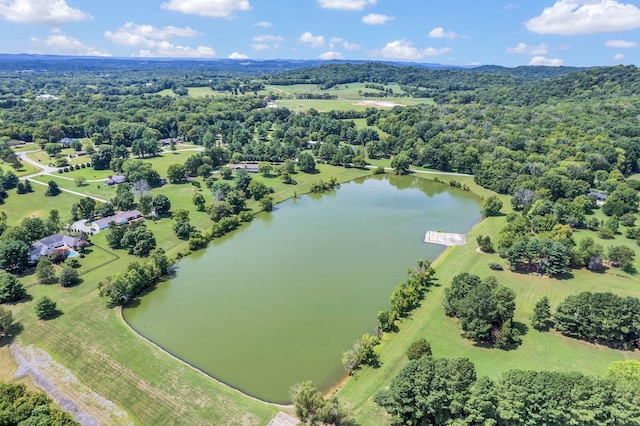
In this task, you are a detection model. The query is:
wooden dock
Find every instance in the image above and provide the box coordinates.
[424,231,466,246]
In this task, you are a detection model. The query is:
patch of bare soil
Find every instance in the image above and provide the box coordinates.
[11,344,133,426]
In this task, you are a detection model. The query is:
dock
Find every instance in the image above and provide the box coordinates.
[424,231,466,246]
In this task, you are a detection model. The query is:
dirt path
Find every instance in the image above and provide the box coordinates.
[11,344,133,426]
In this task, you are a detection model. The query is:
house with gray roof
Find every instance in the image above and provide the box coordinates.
[104,174,127,186]
[30,234,82,262]
[91,210,142,233]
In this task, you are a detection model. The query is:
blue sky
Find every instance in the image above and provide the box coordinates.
[0,0,639,66]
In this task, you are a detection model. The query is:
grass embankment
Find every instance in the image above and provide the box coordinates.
[1,164,371,425]
[336,173,640,424]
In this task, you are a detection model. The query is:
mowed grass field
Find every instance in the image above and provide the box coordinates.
[263,82,434,112]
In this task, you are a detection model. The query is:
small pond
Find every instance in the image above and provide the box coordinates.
[124,175,482,403]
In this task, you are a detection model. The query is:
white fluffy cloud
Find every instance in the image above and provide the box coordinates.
[139,42,215,58]
[330,37,359,50]
[254,20,272,28]
[614,53,625,60]
[318,0,375,10]
[0,0,90,25]
[228,52,248,59]
[605,39,637,47]
[376,40,450,60]
[33,35,109,56]
[529,56,564,66]
[104,22,214,57]
[299,32,325,48]
[104,23,200,48]
[319,51,344,60]
[428,27,459,39]
[525,0,640,35]
[161,0,250,18]
[362,13,394,25]
[506,42,549,55]
[251,34,283,51]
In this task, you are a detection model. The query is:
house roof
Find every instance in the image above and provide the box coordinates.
[587,190,608,200]
[30,234,80,259]
[105,174,126,185]
[228,163,260,173]
[92,210,142,229]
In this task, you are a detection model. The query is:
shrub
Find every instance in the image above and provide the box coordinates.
[406,338,432,360]
[35,296,57,320]
[489,262,504,271]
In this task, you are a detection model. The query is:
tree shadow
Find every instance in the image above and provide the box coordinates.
[41,309,64,321]
[553,271,575,280]
[0,321,24,347]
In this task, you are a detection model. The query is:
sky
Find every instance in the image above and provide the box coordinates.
[0,0,639,66]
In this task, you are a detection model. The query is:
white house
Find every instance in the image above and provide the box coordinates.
[30,234,81,262]
[91,210,142,233]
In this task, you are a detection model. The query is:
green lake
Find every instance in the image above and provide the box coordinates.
[124,175,482,403]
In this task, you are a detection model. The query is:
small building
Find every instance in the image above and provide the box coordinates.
[60,137,72,147]
[91,210,142,233]
[29,234,82,262]
[305,140,322,149]
[228,163,260,173]
[105,174,126,186]
[587,190,608,206]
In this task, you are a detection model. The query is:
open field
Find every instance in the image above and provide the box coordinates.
[262,82,408,100]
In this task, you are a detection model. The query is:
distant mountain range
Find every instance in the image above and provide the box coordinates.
[0,53,582,77]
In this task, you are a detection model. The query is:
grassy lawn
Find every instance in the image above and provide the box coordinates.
[10,142,40,153]
[0,184,85,226]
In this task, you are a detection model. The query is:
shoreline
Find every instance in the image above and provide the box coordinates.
[118,171,484,407]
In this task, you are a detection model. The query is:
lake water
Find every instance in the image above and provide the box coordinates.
[124,175,482,403]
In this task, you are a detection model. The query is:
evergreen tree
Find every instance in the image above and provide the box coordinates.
[531,296,552,330]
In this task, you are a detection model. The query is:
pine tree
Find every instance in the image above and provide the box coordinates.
[531,296,552,330]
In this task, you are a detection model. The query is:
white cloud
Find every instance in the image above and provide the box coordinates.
[139,42,215,58]
[614,53,625,60]
[251,34,283,50]
[506,42,549,55]
[529,56,564,66]
[35,34,110,56]
[428,27,459,39]
[228,52,248,59]
[375,40,450,60]
[423,47,452,56]
[161,0,250,18]
[330,37,359,50]
[299,32,325,48]
[525,0,640,35]
[362,13,394,25]
[0,0,90,25]
[319,51,344,60]
[318,0,376,10]
[605,39,637,47]
[104,22,215,58]
[253,34,283,42]
[254,20,272,28]
[104,22,200,48]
